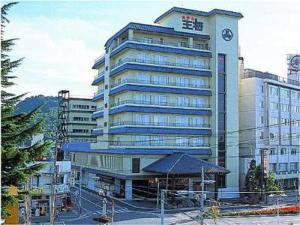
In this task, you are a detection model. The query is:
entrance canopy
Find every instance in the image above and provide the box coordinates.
[143,153,229,175]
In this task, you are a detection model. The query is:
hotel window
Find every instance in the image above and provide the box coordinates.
[269,163,277,172]
[280,148,287,155]
[136,136,149,145]
[259,131,264,139]
[260,116,264,124]
[177,96,189,107]
[159,55,169,63]
[270,148,276,155]
[153,75,168,85]
[176,77,189,87]
[270,117,279,125]
[270,132,278,140]
[152,95,167,105]
[191,117,203,126]
[153,115,168,125]
[290,162,298,171]
[261,85,264,93]
[269,86,279,97]
[280,89,289,99]
[260,101,264,108]
[192,78,204,88]
[291,90,300,100]
[132,158,140,173]
[192,97,204,107]
[137,73,150,83]
[279,163,288,171]
[291,148,297,155]
[281,104,290,112]
[139,94,151,104]
[175,116,189,126]
[270,102,279,111]
[176,57,189,66]
[136,114,150,124]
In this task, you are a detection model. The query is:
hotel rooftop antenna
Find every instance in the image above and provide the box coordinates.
[50,90,70,224]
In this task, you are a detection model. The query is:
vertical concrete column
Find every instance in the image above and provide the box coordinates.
[188,37,193,48]
[114,178,121,195]
[188,178,193,198]
[128,29,134,40]
[125,179,132,200]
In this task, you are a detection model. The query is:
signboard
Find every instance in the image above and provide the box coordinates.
[287,54,300,72]
[181,15,203,31]
[222,29,233,41]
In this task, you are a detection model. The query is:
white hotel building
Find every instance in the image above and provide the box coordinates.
[65,7,243,199]
[239,65,300,189]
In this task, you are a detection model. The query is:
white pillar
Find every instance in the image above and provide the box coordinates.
[188,37,193,48]
[125,179,132,200]
[115,178,121,195]
[128,29,134,40]
[188,178,193,198]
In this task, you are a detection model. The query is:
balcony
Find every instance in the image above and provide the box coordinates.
[110,141,210,147]
[110,120,210,128]
[94,89,104,97]
[111,78,210,89]
[111,37,210,51]
[94,70,105,79]
[111,58,210,70]
[110,99,210,109]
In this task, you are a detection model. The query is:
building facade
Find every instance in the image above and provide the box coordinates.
[239,67,300,189]
[67,97,97,143]
[66,7,242,199]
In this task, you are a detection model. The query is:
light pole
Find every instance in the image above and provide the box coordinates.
[268,193,287,225]
[155,178,160,209]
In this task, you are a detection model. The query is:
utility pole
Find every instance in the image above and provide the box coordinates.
[79,166,82,214]
[160,189,165,225]
[200,167,205,225]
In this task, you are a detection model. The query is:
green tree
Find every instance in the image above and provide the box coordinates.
[265,172,281,192]
[1,2,51,218]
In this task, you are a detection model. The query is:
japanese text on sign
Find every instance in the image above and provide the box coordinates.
[182,15,203,31]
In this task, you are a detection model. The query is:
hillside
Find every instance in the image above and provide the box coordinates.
[16,95,58,140]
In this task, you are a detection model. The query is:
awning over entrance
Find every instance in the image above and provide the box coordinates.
[143,153,229,175]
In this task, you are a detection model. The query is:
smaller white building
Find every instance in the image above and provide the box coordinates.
[239,66,300,190]
[29,160,71,219]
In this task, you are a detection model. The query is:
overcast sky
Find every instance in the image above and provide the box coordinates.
[4,0,300,97]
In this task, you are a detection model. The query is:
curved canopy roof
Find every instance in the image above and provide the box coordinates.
[143,153,229,175]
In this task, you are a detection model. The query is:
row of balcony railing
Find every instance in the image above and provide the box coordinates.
[110,120,210,128]
[110,99,210,108]
[111,58,210,70]
[110,78,210,89]
[109,141,210,147]
[111,37,210,51]
[273,170,300,175]
[94,70,105,79]
[94,89,104,97]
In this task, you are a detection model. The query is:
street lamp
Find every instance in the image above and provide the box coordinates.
[268,193,287,225]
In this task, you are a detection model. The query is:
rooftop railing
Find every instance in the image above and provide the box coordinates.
[243,70,300,87]
[110,99,210,109]
[111,37,210,51]
[111,58,210,70]
[111,78,210,89]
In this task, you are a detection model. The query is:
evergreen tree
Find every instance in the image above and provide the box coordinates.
[1,2,52,218]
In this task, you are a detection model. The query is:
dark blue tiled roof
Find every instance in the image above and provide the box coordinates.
[143,153,229,174]
[154,7,243,23]
[105,22,210,48]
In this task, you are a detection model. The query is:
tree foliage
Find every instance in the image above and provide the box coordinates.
[1,2,52,218]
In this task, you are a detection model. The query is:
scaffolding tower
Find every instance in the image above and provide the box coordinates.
[50,90,70,224]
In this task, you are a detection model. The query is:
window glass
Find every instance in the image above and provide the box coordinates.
[218,54,226,74]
